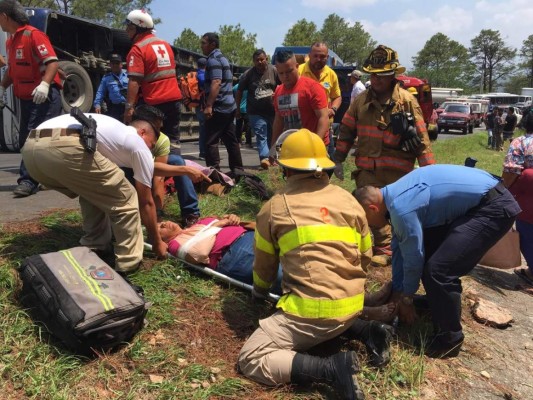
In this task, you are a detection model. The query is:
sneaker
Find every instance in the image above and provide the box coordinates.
[425,335,463,359]
[260,158,270,170]
[182,214,200,227]
[13,182,38,198]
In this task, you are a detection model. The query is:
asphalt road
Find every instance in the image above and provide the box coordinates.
[0,127,488,224]
[0,139,267,224]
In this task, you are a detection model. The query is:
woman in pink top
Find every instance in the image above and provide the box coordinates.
[158,214,282,294]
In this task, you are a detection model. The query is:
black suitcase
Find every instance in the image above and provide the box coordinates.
[18,247,148,355]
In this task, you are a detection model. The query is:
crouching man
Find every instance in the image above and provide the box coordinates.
[238,129,373,400]
[354,164,520,358]
[22,112,210,273]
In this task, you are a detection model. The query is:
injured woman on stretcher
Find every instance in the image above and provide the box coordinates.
[157,213,397,323]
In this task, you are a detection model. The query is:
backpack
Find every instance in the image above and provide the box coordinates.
[179,71,202,110]
[232,169,271,200]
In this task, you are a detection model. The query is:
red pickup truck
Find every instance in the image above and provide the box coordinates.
[437,103,475,134]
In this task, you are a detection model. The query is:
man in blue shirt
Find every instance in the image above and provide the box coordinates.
[200,32,243,172]
[93,54,128,121]
[196,57,207,159]
[354,165,520,358]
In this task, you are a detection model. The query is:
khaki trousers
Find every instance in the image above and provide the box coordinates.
[22,131,143,272]
[238,311,353,386]
[354,168,409,247]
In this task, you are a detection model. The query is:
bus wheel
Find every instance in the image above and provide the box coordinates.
[59,61,93,113]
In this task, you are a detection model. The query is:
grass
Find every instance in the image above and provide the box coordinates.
[0,128,521,399]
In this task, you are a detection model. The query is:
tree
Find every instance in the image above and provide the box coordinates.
[173,29,201,54]
[283,14,375,67]
[19,0,157,28]
[283,19,320,46]
[519,35,533,87]
[469,29,516,92]
[216,24,257,66]
[319,14,376,67]
[411,33,475,88]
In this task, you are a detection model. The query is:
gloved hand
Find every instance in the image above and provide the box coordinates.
[334,162,344,180]
[251,286,268,302]
[0,85,5,108]
[400,126,422,153]
[31,81,50,104]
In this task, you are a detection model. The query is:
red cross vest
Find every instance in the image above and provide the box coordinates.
[7,25,62,100]
[127,33,182,105]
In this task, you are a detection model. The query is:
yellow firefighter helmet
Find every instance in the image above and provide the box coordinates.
[278,129,335,172]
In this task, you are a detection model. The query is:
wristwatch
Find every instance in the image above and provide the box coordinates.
[125,102,134,110]
[401,296,413,306]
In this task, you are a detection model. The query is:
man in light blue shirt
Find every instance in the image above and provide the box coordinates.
[354,165,520,358]
[93,54,128,121]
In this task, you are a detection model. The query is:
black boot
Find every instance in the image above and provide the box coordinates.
[346,319,393,368]
[291,351,365,400]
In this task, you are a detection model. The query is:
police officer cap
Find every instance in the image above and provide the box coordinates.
[110,54,122,63]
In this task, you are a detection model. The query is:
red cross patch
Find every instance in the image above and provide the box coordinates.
[90,266,114,280]
[37,44,48,56]
[151,44,170,68]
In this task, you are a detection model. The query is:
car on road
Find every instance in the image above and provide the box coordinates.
[437,103,475,134]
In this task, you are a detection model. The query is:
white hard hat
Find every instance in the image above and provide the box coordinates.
[125,9,154,29]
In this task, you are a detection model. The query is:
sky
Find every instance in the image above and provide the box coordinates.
[149,0,533,69]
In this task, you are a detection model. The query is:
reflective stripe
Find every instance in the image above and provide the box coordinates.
[278,225,359,257]
[277,292,364,319]
[253,271,272,289]
[358,124,400,147]
[357,156,414,172]
[61,250,114,311]
[418,153,436,166]
[136,36,162,48]
[254,230,276,255]
[342,113,356,128]
[144,69,176,82]
[361,232,372,253]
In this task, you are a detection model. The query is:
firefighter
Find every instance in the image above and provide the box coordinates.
[332,45,436,267]
[238,128,371,400]
[0,0,63,198]
[123,9,183,155]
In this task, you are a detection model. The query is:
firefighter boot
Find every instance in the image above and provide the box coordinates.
[346,319,394,368]
[291,351,365,400]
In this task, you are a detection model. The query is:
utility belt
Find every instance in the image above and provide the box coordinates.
[28,128,81,139]
[479,182,507,205]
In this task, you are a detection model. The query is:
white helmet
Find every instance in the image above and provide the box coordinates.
[125,10,154,29]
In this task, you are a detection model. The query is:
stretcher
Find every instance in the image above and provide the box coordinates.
[143,242,280,303]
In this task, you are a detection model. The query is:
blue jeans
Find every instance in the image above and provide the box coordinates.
[19,85,62,188]
[217,231,282,295]
[196,107,206,157]
[248,114,273,160]
[168,154,199,217]
[517,219,533,271]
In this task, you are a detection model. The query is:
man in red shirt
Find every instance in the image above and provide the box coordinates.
[270,50,329,150]
[124,9,183,155]
[0,0,62,197]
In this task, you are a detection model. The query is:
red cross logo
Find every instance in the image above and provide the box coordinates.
[37,44,48,55]
[157,46,167,58]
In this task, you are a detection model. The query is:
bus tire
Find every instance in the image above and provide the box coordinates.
[59,61,93,113]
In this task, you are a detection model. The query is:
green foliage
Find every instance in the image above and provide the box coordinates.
[283,14,376,67]
[282,18,320,46]
[173,28,202,54]
[469,29,517,92]
[411,33,475,88]
[519,35,533,87]
[218,24,257,66]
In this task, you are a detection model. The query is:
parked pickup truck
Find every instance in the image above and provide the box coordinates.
[437,103,475,134]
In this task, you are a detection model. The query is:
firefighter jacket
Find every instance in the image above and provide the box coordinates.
[7,25,62,100]
[334,82,435,173]
[126,32,182,105]
[253,173,371,323]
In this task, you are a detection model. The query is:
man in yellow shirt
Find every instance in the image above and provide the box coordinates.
[298,42,342,155]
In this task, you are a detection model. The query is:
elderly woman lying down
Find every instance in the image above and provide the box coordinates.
[158,214,282,294]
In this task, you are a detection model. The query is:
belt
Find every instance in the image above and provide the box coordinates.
[29,128,81,139]
[482,181,506,203]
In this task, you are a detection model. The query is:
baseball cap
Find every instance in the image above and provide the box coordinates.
[197,57,207,68]
[110,54,122,63]
[348,70,362,78]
